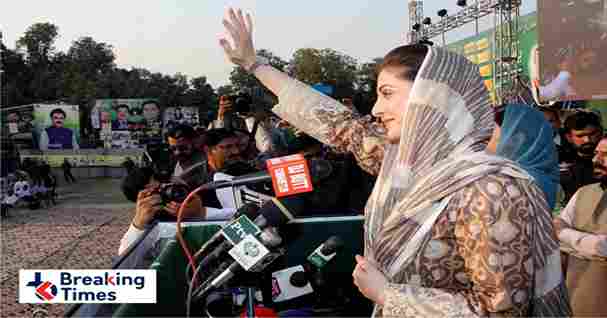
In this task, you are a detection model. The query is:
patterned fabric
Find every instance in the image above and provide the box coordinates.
[274,87,386,175]
[273,46,571,317]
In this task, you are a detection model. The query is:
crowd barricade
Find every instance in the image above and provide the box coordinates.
[20,149,145,185]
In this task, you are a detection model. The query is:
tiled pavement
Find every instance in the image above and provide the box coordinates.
[1,179,135,318]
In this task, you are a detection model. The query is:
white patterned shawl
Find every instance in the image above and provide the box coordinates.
[272,46,569,317]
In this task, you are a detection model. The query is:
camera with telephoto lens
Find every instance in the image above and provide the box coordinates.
[226,93,252,115]
[141,143,203,205]
[159,161,208,204]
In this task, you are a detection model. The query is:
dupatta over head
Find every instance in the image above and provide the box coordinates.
[365,46,567,316]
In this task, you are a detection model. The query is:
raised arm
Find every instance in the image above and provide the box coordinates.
[219,8,385,174]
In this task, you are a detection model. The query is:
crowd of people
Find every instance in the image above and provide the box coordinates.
[0,158,59,216]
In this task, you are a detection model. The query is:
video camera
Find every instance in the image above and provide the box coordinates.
[222,93,253,115]
[121,144,190,205]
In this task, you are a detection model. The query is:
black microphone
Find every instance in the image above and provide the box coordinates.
[196,197,303,271]
[271,236,344,303]
[194,228,285,300]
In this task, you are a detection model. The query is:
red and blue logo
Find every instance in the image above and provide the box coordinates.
[26,272,58,301]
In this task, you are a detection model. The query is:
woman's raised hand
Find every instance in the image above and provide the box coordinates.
[220,8,257,71]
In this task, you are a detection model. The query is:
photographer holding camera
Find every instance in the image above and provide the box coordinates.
[118,127,252,255]
[208,94,273,154]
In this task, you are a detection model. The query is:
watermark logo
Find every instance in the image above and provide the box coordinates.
[19,270,156,304]
[26,272,58,301]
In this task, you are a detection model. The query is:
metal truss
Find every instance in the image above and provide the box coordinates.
[493,0,522,104]
[415,0,501,40]
[407,0,522,104]
[407,0,424,44]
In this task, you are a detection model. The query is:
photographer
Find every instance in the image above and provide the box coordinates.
[118,170,204,255]
[208,94,273,153]
[118,128,250,255]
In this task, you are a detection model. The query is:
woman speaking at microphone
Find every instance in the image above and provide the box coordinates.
[218,8,571,317]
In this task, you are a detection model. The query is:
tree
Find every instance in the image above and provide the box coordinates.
[58,36,116,105]
[216,85,236,97]
[228,49,287,109]
[13,23,61,104]
[290,48,323,84]
[354,57,382,115]
[1,46,30,107]
[16,22,59,65]
[289,48,358,99]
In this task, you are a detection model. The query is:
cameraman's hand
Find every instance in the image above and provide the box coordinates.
[133,187,162,230]
[220,8,257,71]
[164,194,205,218]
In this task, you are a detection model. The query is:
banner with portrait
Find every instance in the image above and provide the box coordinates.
[32,104,80,151]
[92,99,163,149]
[2,105,35,137]
[538,0,607,102]
[163,107,200,133]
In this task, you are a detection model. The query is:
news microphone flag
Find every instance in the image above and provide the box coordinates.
[221,215,262,245]
[266,154,313,197]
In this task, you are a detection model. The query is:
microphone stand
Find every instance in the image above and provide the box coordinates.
[245,287,256,318]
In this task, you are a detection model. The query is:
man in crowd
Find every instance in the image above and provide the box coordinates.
[208,94,273,153]
[112,104,130,130]
[560,111,603,201]
[39,108,80,150]
[61,158,76,184]
[554,136,607,316]
[540,106,577,163]
[118,127,246,255]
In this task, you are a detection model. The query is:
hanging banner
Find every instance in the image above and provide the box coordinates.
[92,99,163,148]
[33,104,81,151]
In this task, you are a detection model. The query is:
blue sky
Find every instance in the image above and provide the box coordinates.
[1,0,537,88]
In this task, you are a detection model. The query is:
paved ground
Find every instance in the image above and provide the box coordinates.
[1,178,135,318]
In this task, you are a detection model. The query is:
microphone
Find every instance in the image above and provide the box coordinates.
[271,236,344,303]
[195,197,303,273]
[190,155,332,197]
[306,235,345,269]
[193,227,285,300]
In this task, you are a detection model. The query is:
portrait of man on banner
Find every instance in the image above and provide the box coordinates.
[38,106,80,151]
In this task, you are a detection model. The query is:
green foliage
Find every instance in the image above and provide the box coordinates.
[228,49,288,109]
[2,22,217,124]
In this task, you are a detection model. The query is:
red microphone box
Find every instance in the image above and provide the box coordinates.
[266,154,313,197]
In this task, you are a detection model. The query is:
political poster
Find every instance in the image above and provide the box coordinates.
[538,0,607,102]
[32,104,80,151]
[2,105,35,137]
[92,99,163,149]
[163,107,200,132]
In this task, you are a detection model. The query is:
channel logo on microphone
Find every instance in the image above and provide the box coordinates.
[19,270,156,304]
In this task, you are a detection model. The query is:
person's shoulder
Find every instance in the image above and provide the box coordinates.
[456,172,537,205]
[577,182,602,195]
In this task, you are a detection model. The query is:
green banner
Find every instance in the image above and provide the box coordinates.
[446,12,538,103]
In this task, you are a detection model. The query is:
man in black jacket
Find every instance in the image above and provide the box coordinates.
[560,111,603,201]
